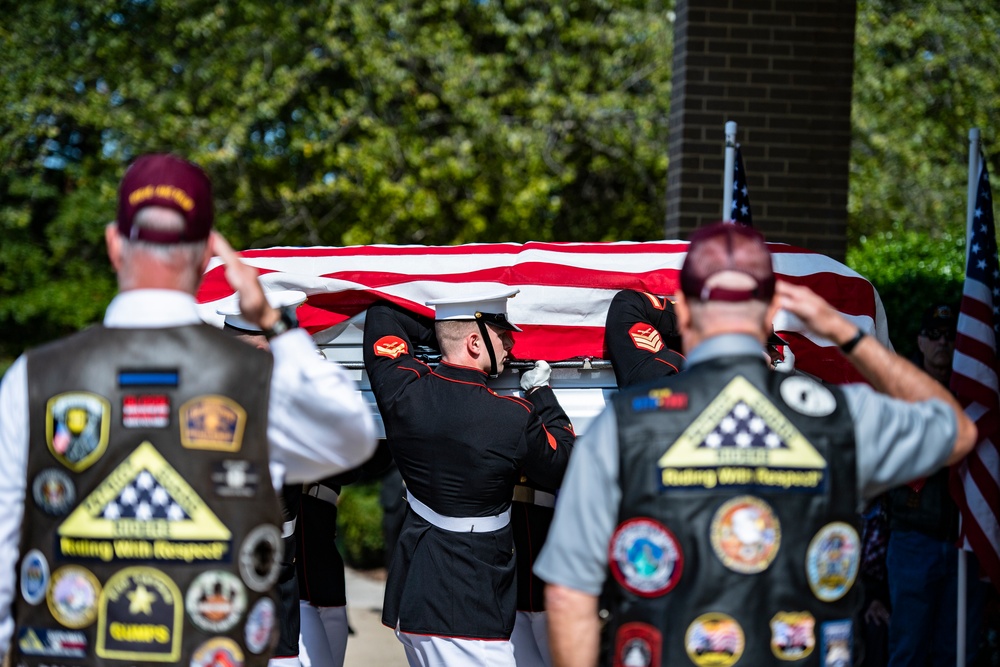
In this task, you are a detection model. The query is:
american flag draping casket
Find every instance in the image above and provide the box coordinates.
[195,241,890,435]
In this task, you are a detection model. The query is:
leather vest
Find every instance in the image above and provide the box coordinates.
[603,356,861,667]
[14,325,283,667]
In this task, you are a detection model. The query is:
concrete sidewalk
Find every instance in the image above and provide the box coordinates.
[343,567,408,666]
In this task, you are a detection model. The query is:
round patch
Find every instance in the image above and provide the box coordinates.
[806,522,860,602]
[609,518,683,597]
[710,496,780,574]
[684,612,745,666]
[244,597,276,655]
[614,622,662,667]
[47,565,101,628]
[770,611,816,660]
[191,637,245,667]
[32,468,76,516]
[238,525,283,592]
[779,376,836,417]
[186,570,247,633]
[20,549,49,606]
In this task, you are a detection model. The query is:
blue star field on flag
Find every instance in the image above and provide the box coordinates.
[968,155,1000,337]
[731,145,753,226]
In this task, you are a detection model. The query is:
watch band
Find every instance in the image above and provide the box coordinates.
[263,305,299,340]
[839,328,866,354]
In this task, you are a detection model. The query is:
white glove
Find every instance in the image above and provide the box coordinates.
[520,361,552,392]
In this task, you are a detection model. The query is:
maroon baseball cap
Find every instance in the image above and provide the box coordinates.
[680,222,775,302]
[116,153,213,243]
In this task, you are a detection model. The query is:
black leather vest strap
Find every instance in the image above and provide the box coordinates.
[602,356,860,667]
[16,325,283,666]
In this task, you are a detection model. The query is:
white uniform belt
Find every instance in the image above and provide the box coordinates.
[406,491,510,533]
[282,518,297,539]
[304,483,340,505]
[512,485,556,509]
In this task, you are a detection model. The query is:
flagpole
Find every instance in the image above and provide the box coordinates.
[957,127,981,667]
[723,121,737,221]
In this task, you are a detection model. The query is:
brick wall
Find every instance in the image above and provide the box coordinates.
[665,0,857,259]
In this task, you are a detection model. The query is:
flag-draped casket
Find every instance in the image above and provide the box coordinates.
[195,241,889,433]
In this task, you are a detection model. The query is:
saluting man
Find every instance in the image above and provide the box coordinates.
[363,291,575,666]
[0,154,376,666]
[536,223,977,667]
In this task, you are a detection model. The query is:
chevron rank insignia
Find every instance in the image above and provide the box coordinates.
[629,324,664,353]
[374,335,408,359]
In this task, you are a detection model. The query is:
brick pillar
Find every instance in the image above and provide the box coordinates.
[665,0,857,260]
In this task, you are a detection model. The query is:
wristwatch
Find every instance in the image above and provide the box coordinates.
[262,305,299,340]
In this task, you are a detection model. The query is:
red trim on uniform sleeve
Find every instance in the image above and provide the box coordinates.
[653,358,679,373]
[542,424,558,450]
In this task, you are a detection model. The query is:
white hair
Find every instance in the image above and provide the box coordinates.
[117,207,207,291]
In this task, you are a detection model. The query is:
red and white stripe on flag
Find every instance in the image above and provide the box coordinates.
[195,240,890,385]
[951,156,1000,591]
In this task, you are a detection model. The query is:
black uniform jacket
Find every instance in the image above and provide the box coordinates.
[604,289,686,389]
[363,302,574,639]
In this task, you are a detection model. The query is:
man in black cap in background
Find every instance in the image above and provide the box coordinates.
[0,154,376,666]
[536,223,977,667]
[363,290,574,666]
[885,303,989,666]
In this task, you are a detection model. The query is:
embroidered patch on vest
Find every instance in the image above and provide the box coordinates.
[779,376,837,417]
[819,620,853,667]
[631,388,688,412]
[709,496,780,574]
[47,565,101,628]
[374,335,408,359]
[238,525,283,592]
[180,395,246,452]
[191,636,246,667]
[211,460,261,498]
[46,392,110,472]
[609,518,683,597]
[806,522,860,602]
[684,613,745,666]
[185,570,247,633]
[770,612,816,661]
[657,376,827,493]
[32,468,75,516]
[118,369,179,387]
[57,441,232,564]
[96,567,182,662]
[17,627,87,659]
[244,597,277,654]
[122,394,171,429]
[628,324,664,353]
[613,622,662,667]
[20,549,49,606]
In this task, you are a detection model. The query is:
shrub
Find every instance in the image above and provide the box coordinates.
[336,482,385,570]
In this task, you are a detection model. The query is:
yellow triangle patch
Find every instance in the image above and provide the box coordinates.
[657,376,827,492]
[59,442,231,541]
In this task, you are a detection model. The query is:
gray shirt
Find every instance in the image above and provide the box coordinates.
[534,333,957,595]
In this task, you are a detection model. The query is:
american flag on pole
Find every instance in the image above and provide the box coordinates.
[195,240,890,385]
[951,153,1000,591]
[731,145,753,226]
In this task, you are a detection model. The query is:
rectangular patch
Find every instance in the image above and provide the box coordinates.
[118,370,179,387]
[820,619,853,667]
[211,460,261,498]
[122,395,170,429]
[18,627,88,658]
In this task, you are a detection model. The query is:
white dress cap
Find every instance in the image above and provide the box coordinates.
[425,288,522,332]
[216,289,307,333]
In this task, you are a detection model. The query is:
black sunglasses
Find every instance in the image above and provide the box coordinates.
[920,328,955,342]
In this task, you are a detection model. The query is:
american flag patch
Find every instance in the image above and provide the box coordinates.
[122,394,170,428]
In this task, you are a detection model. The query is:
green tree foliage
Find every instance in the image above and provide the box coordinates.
[336,482,385,569]
[0,1,674,365]
[846,226,964,359]
[850,0,1000,244]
